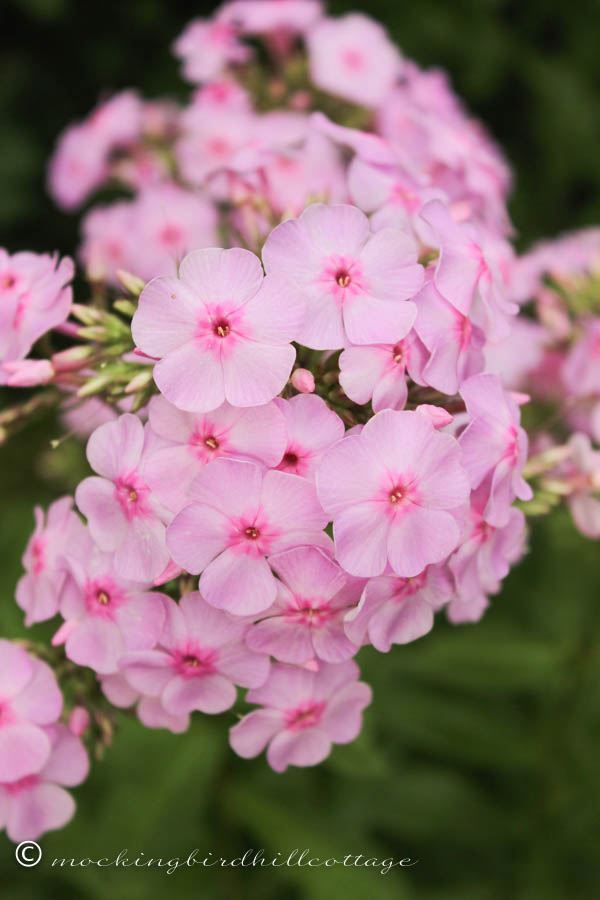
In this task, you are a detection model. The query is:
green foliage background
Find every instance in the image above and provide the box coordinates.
[1,1,599,898]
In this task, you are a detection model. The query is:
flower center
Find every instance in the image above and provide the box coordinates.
[389,487,405,504]
[96,590,110,606]
[245,526,260,540]
[283,451,299,466]
[205,435,219,450]
[1,273,16,289]
[392,344,405,364]
[285,700,327,731]
[336,269,351,288]
[213,319,230,338]
[183,654,200,668]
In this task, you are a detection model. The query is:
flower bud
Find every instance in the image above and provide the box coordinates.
[68,706,90,737]
[291,368,315,394]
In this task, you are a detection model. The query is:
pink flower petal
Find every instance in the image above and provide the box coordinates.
[229,708,284,759]
[154,339,225,413]
[200,548,277,615]
[132,276,199,357]
[162,672,237,715]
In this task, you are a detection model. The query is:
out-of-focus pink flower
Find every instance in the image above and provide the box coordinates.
[144,394,288,511]
[132,248,305,413]
[307,14,402,108]
[75,414,171,582]
[16,497,84,626]
[0,723,88,843]
[564,434,600,539]
[47,91,143,209]
[222,0,323,35]
[229,659,371,772]
[562,317,600,398]
[53,528,166,675]
[459,374,532,527]
[173,15,250,84]
[0,641,63,784]
[344,566,453,651]
[175,107,256,186]
[246,546,362,663]
[167,458,328,615]
[339,330,428,412]
[120,593,269,715]
[1,358,54,387]
[262,203,423,350]
[0,250,73,366]
[80,183,219,285]
[317,409,470,577]
[273,394,344,480]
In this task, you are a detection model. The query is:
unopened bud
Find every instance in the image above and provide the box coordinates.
[51,345,95,373]
[116,270,145,297]
[415,404,453,429]
[291,368,315,394]
[68,706,90,737]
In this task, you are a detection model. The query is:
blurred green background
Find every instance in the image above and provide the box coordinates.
[1,1,600,898]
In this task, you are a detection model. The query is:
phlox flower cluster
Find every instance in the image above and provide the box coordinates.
[2,0,599,845]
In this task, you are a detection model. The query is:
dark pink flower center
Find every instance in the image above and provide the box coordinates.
[158,224,183,247]
[174,646,218,678]
[392,344,405,365]
[213,319,231,338]
[336,269,351,288]
[207,136,231,157]
[115,472,152,520]
[287,602,334,628]
[85,577,126,619]
[284,700,327,731]
[340,48,364,71]
[244,526,260,540]
[1,273,17,290]
[392,572,427,601]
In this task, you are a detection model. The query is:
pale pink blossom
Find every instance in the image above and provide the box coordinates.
[0,641,63,784]
[120,592,270,715]
[229,660,371,772]
[173,16,250,84]
[222,0,323,35]
[16,497,84,626]
[246,546,362,663]
[0,249,73,366]
[307,14,402,108]
[459,374,532,527]
[273,394,345,479]
[80,183,218,285]
[53,529,166,675]
[344,566,453,651]
[339,330,428,412]
[75,414,171,582]
[144,394,287,511]
[262,203,423,350]
[0,724,88,843]
[167,458,328,615]
[316,409,471,578]
[132,247,305,413]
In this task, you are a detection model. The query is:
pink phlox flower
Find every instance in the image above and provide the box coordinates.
[144,394,288,511]
[0,723,88,843]
[120,592,270,715]
[262,203,423,350]
[339,329,428,412]
[316,409,471,578]
[344,564,453,651]
[229,659,371,772]
[167,458,329,615]
[132,247,305,413]
[16,497,84,626]
[273,394,345,480]
[246,546,363,663]
[0,641,63,785]
[75,414,172,582]
[458,374,533,527]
